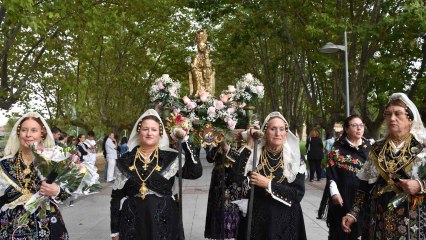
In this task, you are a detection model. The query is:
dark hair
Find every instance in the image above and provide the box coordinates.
[51,126,62,134]
[77,134,85,140]
[120,136,128,144]
[102,135,109,158]
[17,117,48,140]
[340,114,364,140]
[88,130,95,137]
[67,135,76,146]
[137,115,163,135]
[385,99,414,121]
[325,132,333,139]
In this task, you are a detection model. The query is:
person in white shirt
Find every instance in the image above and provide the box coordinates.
[105,132,118,182]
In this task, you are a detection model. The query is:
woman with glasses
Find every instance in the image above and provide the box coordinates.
[342,93,426,239]
[325,115,371,239]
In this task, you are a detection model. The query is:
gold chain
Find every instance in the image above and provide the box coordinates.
[258,147,286,183]
[129,147,161,200]
[377,135,414,184]
[16,150,35,193]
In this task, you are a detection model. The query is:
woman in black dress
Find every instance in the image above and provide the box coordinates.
[0,112,70,239]
[306,129,324,181]
[326,115,371,239]
[110,109,202,240]
[228,112,307,240]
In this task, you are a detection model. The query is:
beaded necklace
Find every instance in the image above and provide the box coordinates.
[129,147,161,200]
[15,150,36,194]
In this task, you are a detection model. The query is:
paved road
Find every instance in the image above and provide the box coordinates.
[61,155,329,240]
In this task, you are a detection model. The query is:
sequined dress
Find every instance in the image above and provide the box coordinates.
[110,142,202,240]
[349,135,426,239]
[0,155,70,240]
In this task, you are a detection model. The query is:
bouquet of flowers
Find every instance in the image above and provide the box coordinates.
[165,111,192,142]
[232,73,264,106]
[182,89,238,131]
[149,74,182,108]
[18,145,85,225]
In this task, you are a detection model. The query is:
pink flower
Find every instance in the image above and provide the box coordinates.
[228,85,236,92]
[169,86,177,97]
[214,100,224,110]
[187,101,197,109]
[182,96,191,104]
[227,118,237,130]
[173,108,181,114]
[158,82,165,90]
[227,107,236,114]
[207,106,216,115]
[220,94,229,103]
[199,90,209,102]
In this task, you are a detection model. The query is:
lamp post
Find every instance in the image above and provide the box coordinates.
[320,30,350,117]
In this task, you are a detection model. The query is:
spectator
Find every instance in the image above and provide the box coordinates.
[105,132,117,182]
[306,129,324,181]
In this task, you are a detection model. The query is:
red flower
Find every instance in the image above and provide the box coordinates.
[338,155,343,160]
[174,114,182,124]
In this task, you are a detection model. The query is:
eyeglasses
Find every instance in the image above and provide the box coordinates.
[349,124,365,128]
[384,110,407,119]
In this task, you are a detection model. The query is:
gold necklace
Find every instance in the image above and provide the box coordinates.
[259,148,285,183]
[129,147,161,200]
[16,151,34,193]
[390,134,410,146]
[378,135,414,184]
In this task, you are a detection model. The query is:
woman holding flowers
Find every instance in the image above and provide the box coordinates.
[325,115,371,240]
[228,112,307,239]
[342,93,426,239]
[0,112,70,239]
[110,109,202,240]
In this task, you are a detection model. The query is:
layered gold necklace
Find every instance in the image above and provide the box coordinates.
[259,147,286,183]
[377,135,414,184]
[129,147,161,200]
[16,150,35,194]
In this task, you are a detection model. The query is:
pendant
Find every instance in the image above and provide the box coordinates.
[23,168,31,175]
[155,165,161,171]
[143,163,148,171]
[268,172,275,180]
[129,165,136,171]
[140,182,148,200]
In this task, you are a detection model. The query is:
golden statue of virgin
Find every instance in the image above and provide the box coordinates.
[189,29,216,96]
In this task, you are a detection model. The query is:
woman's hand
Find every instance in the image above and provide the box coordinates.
[341,215,355,233]
[250,172,270,189]
[331,194,344,207]
[112,236,119,240]
[40,181,60,197]
[397,179,421,195]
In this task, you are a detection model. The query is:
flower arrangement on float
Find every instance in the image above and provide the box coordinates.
[165,111,192,142]
[232,73,264,106]
[17,145,86,226]
[149,74,182,108]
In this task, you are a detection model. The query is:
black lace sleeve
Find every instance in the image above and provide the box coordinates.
[270,172,305,206]
[206,147,222,164]
[181,141,203,180]
[110,186,126,234]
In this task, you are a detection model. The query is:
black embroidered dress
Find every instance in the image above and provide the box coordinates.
[232,147,307,240]
[110,142,202,240]
[204,147,247,239]
[349,136,426,239]
[325,138,371,239]
[0,155,70,239]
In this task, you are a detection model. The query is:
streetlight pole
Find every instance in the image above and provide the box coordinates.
[320,30,350,117]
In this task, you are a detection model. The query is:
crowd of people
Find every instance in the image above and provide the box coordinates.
[0,92,424,239]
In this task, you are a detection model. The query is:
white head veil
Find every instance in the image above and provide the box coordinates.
[2,112,55,160]
[245,111,304,183]
[127,109,171,151]
[386,93,426,144]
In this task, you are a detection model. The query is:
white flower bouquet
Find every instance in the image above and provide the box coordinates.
[18,145,85,225]
[232,73,264,106]
[149,74,182,108]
